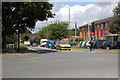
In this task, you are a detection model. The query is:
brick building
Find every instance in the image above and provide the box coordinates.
[79,17,120,41]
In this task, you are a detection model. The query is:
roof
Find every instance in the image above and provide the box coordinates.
[24,34,37,40]
[79,17,113,28]
[94,17,113,24]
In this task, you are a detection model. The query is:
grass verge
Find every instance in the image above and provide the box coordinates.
[72,46,120,51]
[2,45,29,53]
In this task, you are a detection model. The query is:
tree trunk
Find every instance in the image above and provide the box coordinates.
[2,34,6,49]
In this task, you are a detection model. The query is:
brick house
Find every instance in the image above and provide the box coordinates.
[79,17,120,41]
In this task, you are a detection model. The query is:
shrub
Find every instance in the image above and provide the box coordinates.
[2,48,16,53]
[70,43,77,46]
[2,45,28,53]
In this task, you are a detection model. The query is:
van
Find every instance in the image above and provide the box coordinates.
[40,39,48,47]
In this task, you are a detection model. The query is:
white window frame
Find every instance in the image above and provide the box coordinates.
[97,24,99,30]
[101,24,103,30]
[82,27,84,32]
[105,23,108,29]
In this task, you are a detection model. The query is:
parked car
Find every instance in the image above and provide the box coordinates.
[56,41,71,51]
[79,41,83,47]
[83,41,87,48]
[77,41,83,47]
[40,39,48,47]
[92,40,107,48]
[84,41,91,48]
[114,41,120,49]
[32,43,37,47]
[46,40,55,48]
[81,41,86,47]
[101,41,115,50]
[51,41,56,49]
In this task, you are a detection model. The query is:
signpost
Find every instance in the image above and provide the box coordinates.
[90,22,95,51]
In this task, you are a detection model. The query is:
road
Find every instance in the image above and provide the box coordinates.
[2,47,118,78]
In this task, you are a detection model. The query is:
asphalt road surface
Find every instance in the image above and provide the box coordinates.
[2,47,118,78]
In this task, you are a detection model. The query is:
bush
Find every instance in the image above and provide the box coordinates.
[2,45,28,53]
[70,43,77,46]
[2,48,16,53]
[75,38,84,41]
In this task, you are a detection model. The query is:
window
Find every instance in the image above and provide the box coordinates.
[101,24,103,30]
[97,36,99,40]
[105,23,108,29]
[82,27,84,32]
[105,31,107,33]
[97,24,99,30]
[85,27,87,32]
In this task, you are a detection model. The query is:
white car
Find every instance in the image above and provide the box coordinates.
[85,41,91,48]
[77,41,83,47]
[81,41,86,47]
[40,39,48,47]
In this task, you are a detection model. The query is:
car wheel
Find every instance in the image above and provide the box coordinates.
[58,47,61,50]
[87,47,89,49]
[106,46,110,50]
[69,49,71,51]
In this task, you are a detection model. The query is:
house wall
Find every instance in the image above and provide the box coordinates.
[79,17,120,41]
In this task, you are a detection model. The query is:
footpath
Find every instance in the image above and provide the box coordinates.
[29,46,119,53]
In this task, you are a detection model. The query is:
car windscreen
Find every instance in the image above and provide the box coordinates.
[42,41,47,43]
[60,41,69,44]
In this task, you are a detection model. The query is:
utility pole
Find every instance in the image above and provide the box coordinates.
[90,22,95,51]
[68,7,70,42]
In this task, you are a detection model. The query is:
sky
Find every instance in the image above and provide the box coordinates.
[32,1,118,33]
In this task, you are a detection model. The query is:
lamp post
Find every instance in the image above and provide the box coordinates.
[63,6,70,42]
[16,30,20,53]
[68,7,70,42]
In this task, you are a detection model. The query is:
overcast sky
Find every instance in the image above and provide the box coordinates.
[32,1,118,33]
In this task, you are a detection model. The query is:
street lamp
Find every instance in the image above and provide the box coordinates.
[16,30,20,53]
[63,6,70,42]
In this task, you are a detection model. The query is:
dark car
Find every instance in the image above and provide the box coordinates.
[92,40,107,48]
[114,41,120,49]
[46,40,55,48]
[51,42,56,49]
[101,41,115,50]
[84,41,88,48]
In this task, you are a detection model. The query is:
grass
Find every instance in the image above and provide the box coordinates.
[2,45,29,53]
[71,46,120,51]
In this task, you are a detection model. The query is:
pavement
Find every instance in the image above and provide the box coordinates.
[2,46,118,78]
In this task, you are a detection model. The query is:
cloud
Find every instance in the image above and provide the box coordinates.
[32,2,118,34]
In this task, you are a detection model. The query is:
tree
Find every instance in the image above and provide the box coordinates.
[2,2,54,48]
[70,28,80,37]
[109,2,120,33]
[37,21,69,40]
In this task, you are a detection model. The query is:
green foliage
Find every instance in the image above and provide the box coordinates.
[70,28,80,36]
[2,2,54,48]
[2,48,16,53]
[28,38,34,45]
[109,2,120,33]
[37,21,69,40]
[70,39,73,42]
[24,29,32,34]
[2,45,28,53]
[70,43,77,46]
[6,34,17,43]
[75,38,84,41]
[2,2,54,35]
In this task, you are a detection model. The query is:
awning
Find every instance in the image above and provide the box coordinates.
[106,34,119,36]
